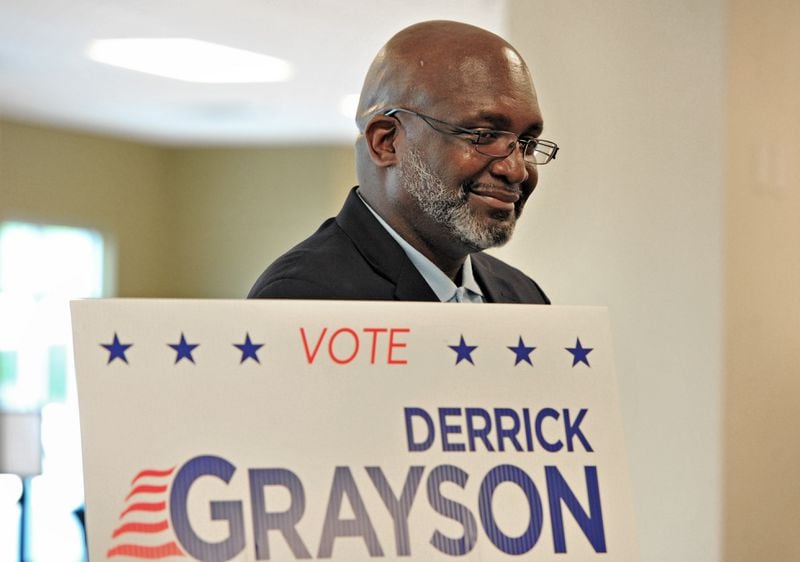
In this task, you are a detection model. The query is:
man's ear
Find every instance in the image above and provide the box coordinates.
[364,115,400,167]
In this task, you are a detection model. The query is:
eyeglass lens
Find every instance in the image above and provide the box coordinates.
[474,135,552,165]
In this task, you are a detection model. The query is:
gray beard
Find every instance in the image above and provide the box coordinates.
[398,148,515,251]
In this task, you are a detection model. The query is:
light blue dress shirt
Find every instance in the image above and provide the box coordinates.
[358,191,485,303]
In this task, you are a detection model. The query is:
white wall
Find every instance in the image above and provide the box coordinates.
[497,3,725,561]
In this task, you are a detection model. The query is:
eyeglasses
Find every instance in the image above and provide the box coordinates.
[383,107,559,166]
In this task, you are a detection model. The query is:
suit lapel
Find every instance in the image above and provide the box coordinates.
[472,253,517,303]
[336,188,438,301]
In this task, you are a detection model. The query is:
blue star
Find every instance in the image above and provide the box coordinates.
[566,337,593,367]
[508,336,536,366]
[448,335,478,365]
[101,333,132,364]
[234,333,264,364]
[168,333,199,364]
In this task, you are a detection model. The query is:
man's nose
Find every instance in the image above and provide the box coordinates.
[490,143,530,185]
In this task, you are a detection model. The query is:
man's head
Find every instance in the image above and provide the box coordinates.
[355,21,547,267]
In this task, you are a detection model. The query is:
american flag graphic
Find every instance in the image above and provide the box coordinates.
[107,466,185,559]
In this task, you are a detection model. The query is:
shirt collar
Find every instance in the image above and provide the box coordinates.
[357,190,484,302]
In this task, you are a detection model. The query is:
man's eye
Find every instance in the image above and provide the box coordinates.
[472,130,502,144]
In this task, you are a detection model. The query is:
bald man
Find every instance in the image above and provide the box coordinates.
[248,21,557,303]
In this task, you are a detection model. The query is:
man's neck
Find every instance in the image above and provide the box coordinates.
[357,188,469,284]
[422,246,466,281]
[358,187,468,281]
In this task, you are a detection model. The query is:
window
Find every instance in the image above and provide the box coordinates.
[0,221,105,562]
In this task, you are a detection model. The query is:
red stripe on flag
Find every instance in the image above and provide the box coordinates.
[107,541,184,559]
[132,467,176,485]
[112,520,169,538]
[120,501,166,518]
[126,484,168,500]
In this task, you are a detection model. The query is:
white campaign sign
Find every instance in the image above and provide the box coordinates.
[71,299,640,562]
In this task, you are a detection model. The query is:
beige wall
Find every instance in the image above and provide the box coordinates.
[724,1,800,561]
[505,2,724,562]
[165,145,354,297]
[0,120,356,298]
[0,119,171,297]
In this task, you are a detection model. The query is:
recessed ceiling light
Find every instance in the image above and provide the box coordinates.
[87,38,292,83]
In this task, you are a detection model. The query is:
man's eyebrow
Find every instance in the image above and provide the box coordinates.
[523,122,544,137]
[463,111,544,135]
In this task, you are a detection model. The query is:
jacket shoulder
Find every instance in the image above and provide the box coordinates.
[247,218,396,300]
[472,252,550,304]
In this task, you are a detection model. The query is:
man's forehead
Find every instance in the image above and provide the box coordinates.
[420,54,543,132]
[455,47,528,79]
[413,45,530,83]
[413,44,536,96]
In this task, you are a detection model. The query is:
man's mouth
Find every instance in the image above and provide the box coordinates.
[464,183,521,212]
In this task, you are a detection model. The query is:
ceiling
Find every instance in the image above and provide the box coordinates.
[0,0,506,146]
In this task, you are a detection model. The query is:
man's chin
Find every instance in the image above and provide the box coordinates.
[455,219,515,251]
[486,224,515,248]
[487,213,517,242]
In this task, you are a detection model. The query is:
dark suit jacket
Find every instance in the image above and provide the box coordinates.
[248,187,549,304]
